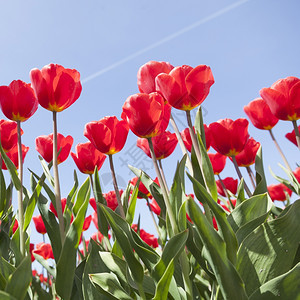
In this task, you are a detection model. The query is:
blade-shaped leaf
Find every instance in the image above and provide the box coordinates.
[253,147,267,195]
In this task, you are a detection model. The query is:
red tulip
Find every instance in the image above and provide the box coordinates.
[155,64,214,111]
[244,98,279,130]
[209,118,249,156]
[1,144,29,170]
[30,243,35,262]
[50,198,67,217]
[260,76,300,121]
[35,133,73,164]
[148,199,161,215]
[0,80,38,122]
[103,190,124,211]
[0,120,23,152]
[181,125,211,152]
[82,215,92,231]
[293,167,300,183]
[137,131,178,160]
[84,116,128,155]
[130,177,151,198]
[268,183,292,201]
[33,242,54,260]
[233,138,260,167]
[91,231,104,243]
[32,215,47,235]
[30,64,82,112]
[132,224,158,248]
[92,211,98,229]
[216,177,238,197]
[285,125,300,147]
[122,92,171,138]
[71,142,106,174]
[208,153,227,175]
[12,219,18,234]
[137,61,174,94]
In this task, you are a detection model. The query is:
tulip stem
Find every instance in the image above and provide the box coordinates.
[16,121,25,257]
[147,138,177,234]
[268,129,292,171]
[52,111,65,244]
[158,159,169,193]
[169,113,193,173]
[231,156,252,197]
[246,166,256,189]
[292,120,300,151]
[108,154,125,219]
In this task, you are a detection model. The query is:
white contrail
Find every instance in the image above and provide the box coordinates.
[82,0,252,84]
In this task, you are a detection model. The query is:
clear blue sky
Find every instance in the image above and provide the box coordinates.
[1,0,300,240]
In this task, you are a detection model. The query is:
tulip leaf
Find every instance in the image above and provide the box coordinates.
[186,198,248,300]
[56,178,90,300]
[237,199,300,296]
[249,262,300,299]
[37,193,61,262]
[0,167,6,213]
[89,273,132,300]
[100,204,144,285]
[0,144,21,191]
[33,253,56,278]
[93,168,109,237]
[5,255,31,300]
[188,174,238,264]
[82,239,111,300]
[195,106,207,150]
[38,155,55,187]
[253,146,268,195]
[0,291,18,300]
[236,178,245,205]
[128,165,166,216]
[73,177,90,216]
[10,228,22,266]
[126,183,138,225]
[227,193,273,232]
[178,201,187,231]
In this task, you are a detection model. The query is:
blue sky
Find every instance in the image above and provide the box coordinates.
[1,0,300,241]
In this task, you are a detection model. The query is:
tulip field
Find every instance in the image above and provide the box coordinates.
[0,61,299,299]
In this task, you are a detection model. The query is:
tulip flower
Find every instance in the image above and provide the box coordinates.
[30,244,35,262]
[71,142,106,174]
[137,61,174,94]
[82,215,92,232]
[216,177,238,197]
[285,125,300,147]
[122,92,171,138]
[181,125,211,152]
[91,231,104,243]
[84,116,128,155]
[155,64,214,111]
[35,133,73,164]
[33,243,54,260]
[268,183,292,202]
[30,64,82,112]
[244,98,279,130]
[137,131,178,160]
[208,153,227,175]
[0,120,23,152]
[32,215,47,235]
[103,190,124,211]
[293,167,300,183]
[260,76,300,121]
[148,199,161,215]
[130,177,151,198]
[50,198,69,218]
[1,144,29,170]
[0,80,38,122]
[209,118,249,157]
[12,219,18,234]
[89,198,97,211]
[132,224,158,248]
[233,138,260,167]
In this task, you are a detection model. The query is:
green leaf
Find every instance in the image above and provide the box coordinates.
[236,178,246,205]
[33,253,56,278]
[237,199,300,296]
[89,273,132,300]
[186,198,248,300]
[188,174,238,264]
[73,177,90,216]
[5,255,31,300]
[0,167,7,213]
[38,155,55,187]
[0,144,21,190]
[125,183,138,225]
[249,262,300,299]
[253,146,268,195]
[56,178,90,300]
[100,205,144,285]
[0,291,18,300]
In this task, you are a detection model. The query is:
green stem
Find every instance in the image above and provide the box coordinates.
[17,121,25,257]
[147,137,178,234]
[169,113,193,173]
[53,111,65,243]
[158,159,169,193]
[246,166,256,189]
[268,129,292,171]
[231,156,252,197]
[108,154,125,219]
[292,120,300,151]
[89,174,112,251]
